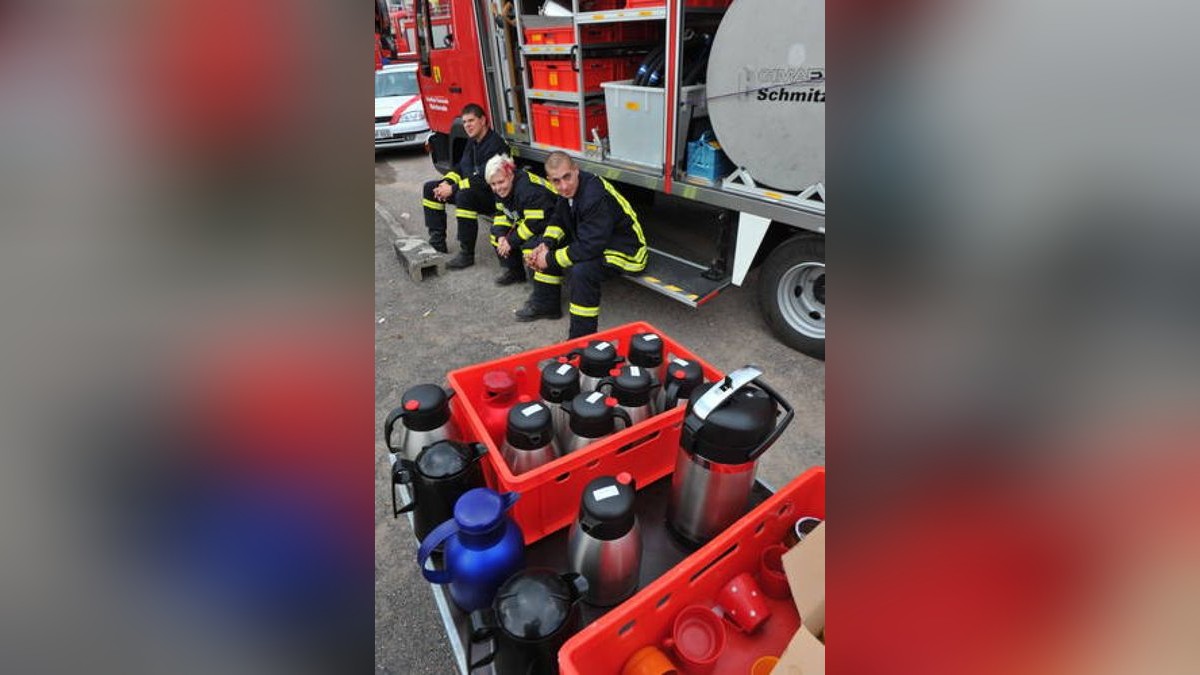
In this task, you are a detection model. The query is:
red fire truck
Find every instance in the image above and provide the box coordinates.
[407,0,825,358]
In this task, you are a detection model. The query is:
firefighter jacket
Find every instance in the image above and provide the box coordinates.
[442,128,509,192]
[543,171,647,275]
[489,170,560,251]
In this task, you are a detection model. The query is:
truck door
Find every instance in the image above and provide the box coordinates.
[414,0,491,134]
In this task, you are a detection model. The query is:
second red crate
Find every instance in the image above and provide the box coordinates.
[531,102,608,150]
[446,321,723,544]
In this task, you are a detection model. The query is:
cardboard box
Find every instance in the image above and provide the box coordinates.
[783,522,825,637]
[776,522,825,673]
[774,624,825,675]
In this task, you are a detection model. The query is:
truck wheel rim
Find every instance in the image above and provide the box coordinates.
[778,262,825,339]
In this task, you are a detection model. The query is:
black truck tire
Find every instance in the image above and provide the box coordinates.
[758,234,825,360]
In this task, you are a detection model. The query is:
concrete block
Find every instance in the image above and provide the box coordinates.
[393,237,447,282]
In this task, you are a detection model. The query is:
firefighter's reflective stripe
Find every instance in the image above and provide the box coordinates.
[600,177,648,254]
[569,303,600,318]
[603,247,648,272]
[443,171,461,185]
[422,199,445,211]
[456,208,479,219]
[493,215,511,227]
[555,248,574,269]
[489,235,500,247]
[534,272,563,285]
[516,222,535,240]
[543,225,566,241]
[523,209,545,220]
[458,176,471,190]
[528,172,558,193]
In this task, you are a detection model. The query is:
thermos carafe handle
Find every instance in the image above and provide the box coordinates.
[663,379,682,408]
[467,608,498,670]
[383,406,407,453]
[443,386,456,400]
[499,491,520,512]
[416,517,459,584]
[745,376,796,461]
[391,459,417,518]
[564,572,589,601]
[612,406,633,430]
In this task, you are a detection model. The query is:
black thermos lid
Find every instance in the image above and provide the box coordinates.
[627,333,664,368]
[577,473,637,540]
[540,359,581,403]
[400,384,453,432]
[505,401,554,450]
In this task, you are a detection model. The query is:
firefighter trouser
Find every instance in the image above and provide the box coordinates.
[528,263,563,311]
[565,259,620,339]
[422,179,493,255]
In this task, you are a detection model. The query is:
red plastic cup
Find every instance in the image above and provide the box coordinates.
[758,544,791,599]
[715,572,771,633]
[663,605,726,675]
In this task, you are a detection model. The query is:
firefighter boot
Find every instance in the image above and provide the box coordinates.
[446,253,475,269]
[494,254,527,286]
[515,302,563,322]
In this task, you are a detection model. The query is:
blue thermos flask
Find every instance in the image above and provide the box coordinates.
[417,488,525,612]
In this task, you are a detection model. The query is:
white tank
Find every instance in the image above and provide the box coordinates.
[705,0,825,192]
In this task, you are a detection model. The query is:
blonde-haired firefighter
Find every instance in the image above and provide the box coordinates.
[484,154,565,321]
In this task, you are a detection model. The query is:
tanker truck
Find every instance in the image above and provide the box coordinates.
[406,0,825,358]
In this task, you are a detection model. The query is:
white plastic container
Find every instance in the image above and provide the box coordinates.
[601,80,705,168]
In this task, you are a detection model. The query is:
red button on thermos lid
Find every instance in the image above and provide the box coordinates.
[604,396,618,407]
[404,399,420,411]
[616,472,632,485]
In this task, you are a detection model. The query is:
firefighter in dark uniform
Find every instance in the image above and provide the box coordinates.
[422,103,509,268]
[484,155,566,320]
[529,152,647,338]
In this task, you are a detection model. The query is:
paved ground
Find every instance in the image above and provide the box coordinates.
[374,146,824,674]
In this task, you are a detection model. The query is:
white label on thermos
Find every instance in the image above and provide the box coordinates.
[673,358,690,366]
[643,334,659,341]
[521,404,543,416]
[630,366,640,377]
[592,485,620,501]
[587,392,603,403]
[595,342,610,351]
[556,364,572,375]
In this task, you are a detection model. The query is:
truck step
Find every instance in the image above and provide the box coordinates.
[625,248,730,307]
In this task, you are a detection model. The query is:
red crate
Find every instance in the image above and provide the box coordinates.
[530,102,555,146]
[578,24,618,44]
[558,103,608,149]
[581,56,626,91]
[531,103,607,150]
[446,322,723,545]
[529,59,575,92]
[523,25,574,45]
[686,0,733,7]
[579,0,623,10]
[624,0,665,8]
[559,468,826,675]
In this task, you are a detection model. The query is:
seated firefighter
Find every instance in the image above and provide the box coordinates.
[421,103,509,268]
[528,152,648,339]
[484,154,566,321]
